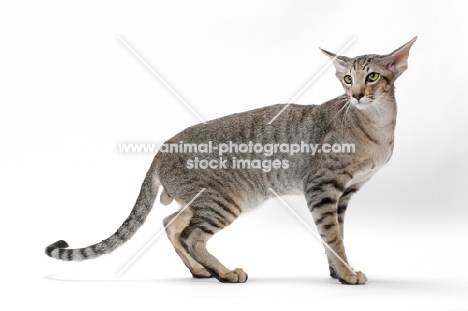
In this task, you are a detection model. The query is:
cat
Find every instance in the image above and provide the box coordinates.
[46,37,417,284]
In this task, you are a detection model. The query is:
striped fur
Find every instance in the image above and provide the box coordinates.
[45,170,159,261]
[45,37,416,284]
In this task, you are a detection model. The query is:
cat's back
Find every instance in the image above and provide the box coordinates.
[163,103,326,144]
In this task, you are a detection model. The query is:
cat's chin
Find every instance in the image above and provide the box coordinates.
[352,103,370,110]
[350,98,372,110]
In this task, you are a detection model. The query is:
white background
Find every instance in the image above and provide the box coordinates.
[1,0,467,310]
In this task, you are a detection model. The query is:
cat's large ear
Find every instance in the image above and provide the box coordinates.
[320,48,351,78]
[380,36,417,79]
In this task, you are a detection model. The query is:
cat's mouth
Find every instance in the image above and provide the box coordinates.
[349,96,373,110]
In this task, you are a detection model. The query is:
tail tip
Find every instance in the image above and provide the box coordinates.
[45,240,69,257]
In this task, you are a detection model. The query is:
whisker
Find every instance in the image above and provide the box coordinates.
[372,94,391,112]
[342,100,352,128]
[327,98,350,127]
[330,97,349,110]
[372,104,382,123]
[374,98,388,112]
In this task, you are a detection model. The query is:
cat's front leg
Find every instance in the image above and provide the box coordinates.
[304,175,367,284]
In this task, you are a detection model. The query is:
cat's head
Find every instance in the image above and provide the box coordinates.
[321,37,417,109]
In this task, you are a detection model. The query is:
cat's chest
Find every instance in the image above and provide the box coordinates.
[347,140,394,186]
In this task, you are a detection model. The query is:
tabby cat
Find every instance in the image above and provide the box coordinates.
[46,37,417,284]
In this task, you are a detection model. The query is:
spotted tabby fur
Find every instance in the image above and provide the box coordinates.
[46,37,417,284]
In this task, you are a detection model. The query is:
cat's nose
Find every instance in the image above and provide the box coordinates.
[352,93,364,101]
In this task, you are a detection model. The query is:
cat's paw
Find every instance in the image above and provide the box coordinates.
[191,268,213,278]
[338,270,367,285]
[219,268,248,283]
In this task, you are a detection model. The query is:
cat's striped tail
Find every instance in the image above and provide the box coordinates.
[45,172,160,261]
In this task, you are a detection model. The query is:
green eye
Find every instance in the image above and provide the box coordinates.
[343,75,352,84]
[366,72,380,82]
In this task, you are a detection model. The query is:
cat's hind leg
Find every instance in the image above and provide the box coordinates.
[163,209,212,278]
[178,202,247,283]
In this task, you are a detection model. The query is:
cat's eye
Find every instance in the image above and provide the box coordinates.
[366,72,380,83]
[343,75,352,85]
